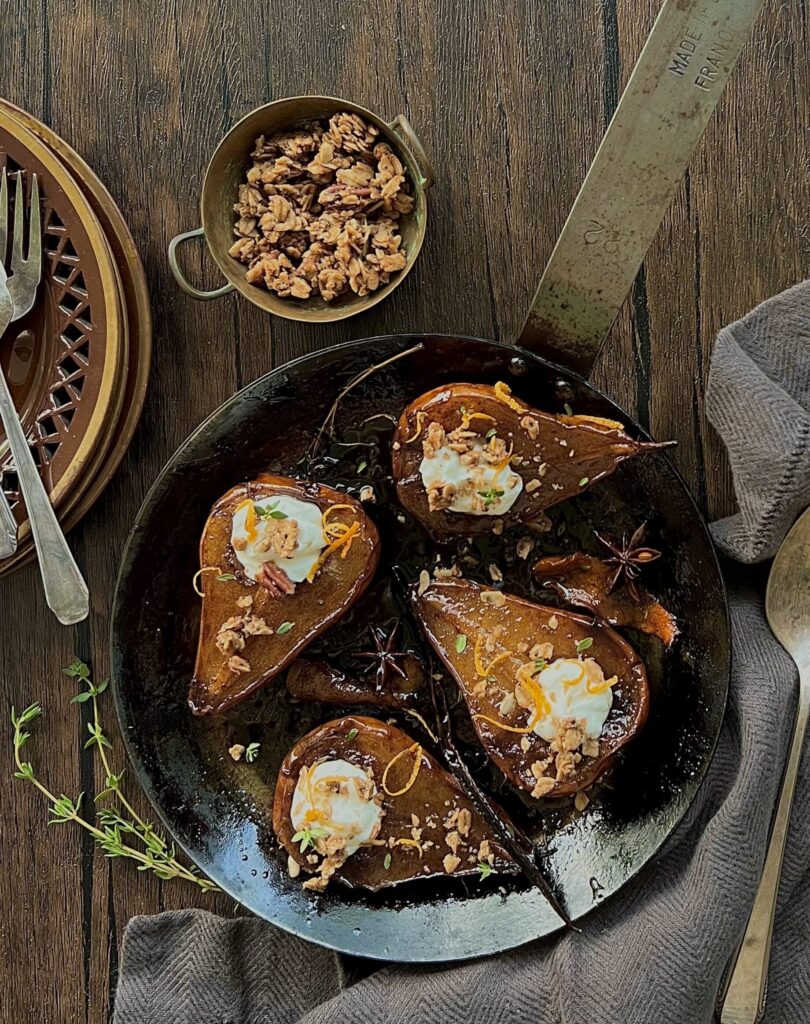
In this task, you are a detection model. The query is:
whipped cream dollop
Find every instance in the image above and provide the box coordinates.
[291,759,383,856]
[419,439,523,516]
[230,496,326,583]
[529,657,615,741]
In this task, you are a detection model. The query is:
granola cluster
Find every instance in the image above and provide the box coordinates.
[230,112,413,303]
[215,595,273,675]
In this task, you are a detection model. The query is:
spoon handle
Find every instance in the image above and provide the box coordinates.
[720,678,810,1024]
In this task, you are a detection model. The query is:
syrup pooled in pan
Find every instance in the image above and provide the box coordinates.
[193,360,678,905]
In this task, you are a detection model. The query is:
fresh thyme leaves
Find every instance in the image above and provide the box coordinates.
[578,477,589,487]
[291,826,329,853]
[576,637,594,654]
[356,460,367,474]
[455,634,468,654]
[216,573,237,582]
[534,658,548,673]
[564,403,573,416]
[478,861,493,879]
[245,742,261,763]
[485,427,497,440]
[277,621,294,636]
[11,661,219,893]
[85,721,112,751]
[346,728,359,741]
[477,487,504,509]
[383,852,392,870]
[255,501,288,520]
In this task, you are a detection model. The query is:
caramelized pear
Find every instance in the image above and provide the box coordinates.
[414,578,649,797]
[190,476,379,715]
[391,381,673,538]
[272,715,512,891]
[534,552,679,646]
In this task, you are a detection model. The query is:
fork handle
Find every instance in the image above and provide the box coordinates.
[720,679,810,1024]
[0,368,88,623]
[0,489,18,559]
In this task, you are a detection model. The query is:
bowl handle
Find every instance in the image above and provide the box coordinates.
[168,228,235,300]
[387,115,435,190]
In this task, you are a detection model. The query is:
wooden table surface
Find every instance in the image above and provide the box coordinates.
[0,0,807,1019]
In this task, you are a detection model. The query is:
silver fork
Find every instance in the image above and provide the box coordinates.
[0,171,88,623]
[0,174,20,559]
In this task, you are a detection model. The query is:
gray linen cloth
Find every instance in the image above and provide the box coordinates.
[115,282,810,1024]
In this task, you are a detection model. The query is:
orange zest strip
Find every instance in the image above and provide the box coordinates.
[233,498,260,542]
[474,635,487,676]
[404,410,427,443]
[192,566,221,596]
[306,521,361,582]
[559,413,623,431]
[520,676,551,725]
[494,380,524,413]
[382,742,423,797]
[587,673,618,695]
[472,713,535,735]
[563,664,586,688]
[393,837,424,857]
[322,504,357,530]
[494,440,514,471]
[474,635,511,678]
[485,652,511,675]
[461,410,497,429]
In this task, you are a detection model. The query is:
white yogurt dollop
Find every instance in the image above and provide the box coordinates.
[419,441,523,516]
[231,496,326,583]
[291,759,382,856]
[530,657,615,741]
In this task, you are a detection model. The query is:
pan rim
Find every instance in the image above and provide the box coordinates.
[111,332,730,962]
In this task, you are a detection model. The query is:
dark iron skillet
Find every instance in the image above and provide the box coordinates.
[112,0,760,962]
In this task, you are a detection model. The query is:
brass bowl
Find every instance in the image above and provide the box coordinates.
[168,96,433,323]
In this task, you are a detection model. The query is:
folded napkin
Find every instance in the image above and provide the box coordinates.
[114,282,810,1024]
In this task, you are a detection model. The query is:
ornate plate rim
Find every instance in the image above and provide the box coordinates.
[0,107,124,523]
[0,101,151,573]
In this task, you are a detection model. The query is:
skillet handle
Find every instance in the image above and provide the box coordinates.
[516,0,765,377]
[168,228,235,301]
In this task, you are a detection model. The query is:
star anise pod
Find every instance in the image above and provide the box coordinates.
[356,620,410,692]
[593,521,661,602]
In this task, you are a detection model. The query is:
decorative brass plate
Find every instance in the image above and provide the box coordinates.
[0,101,151,576]
[0,109,124,538]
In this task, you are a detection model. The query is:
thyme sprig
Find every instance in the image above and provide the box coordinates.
[11,659,219,892]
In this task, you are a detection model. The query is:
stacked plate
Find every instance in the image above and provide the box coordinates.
[0,102,151,576]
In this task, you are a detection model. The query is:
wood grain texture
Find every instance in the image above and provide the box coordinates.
[0,0,806,1019]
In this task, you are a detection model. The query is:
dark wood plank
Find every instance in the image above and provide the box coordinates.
[0,0,806,1019]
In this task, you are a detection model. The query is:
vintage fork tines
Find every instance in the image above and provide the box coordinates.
[7,170,41,321]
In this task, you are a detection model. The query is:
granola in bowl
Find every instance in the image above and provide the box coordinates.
[230,112,414,303]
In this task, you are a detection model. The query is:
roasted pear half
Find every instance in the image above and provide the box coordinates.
[391,381,673,538]
[414,579,649,797]
[533,552,679,646]
[272,715,512,891]
[190,475,379,715]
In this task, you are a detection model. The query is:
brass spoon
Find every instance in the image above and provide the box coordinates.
[721,506,810,1024]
